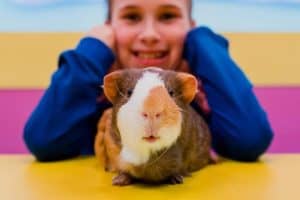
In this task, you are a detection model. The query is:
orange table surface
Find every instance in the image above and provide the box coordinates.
[0,154,299,200]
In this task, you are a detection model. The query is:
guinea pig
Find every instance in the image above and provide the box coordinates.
[94,67,212,186]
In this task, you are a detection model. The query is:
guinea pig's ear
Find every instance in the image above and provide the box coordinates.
[177,72,198,104]
[103,70,122,104]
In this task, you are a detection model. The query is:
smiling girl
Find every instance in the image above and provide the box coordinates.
[24,0,273,162]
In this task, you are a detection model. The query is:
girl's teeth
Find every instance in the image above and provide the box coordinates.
[138,53,163,59]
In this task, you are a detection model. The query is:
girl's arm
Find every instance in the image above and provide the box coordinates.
[23,38,114,161]
[184,27,274,161]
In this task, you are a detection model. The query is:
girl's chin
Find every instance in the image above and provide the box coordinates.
[130,55,171,69]
[117,59,178,70]
[125,64,170,69]
[117,61,179,70]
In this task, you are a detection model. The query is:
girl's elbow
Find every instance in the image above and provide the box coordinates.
[238,125,273,161]
[23,126,51,161]
[234,123,273,161]
[23,124,74,162]
[213,121,274,162]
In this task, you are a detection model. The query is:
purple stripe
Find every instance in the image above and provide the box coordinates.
[0,87,299,154]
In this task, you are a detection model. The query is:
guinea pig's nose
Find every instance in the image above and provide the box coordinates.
[142,111,162,120]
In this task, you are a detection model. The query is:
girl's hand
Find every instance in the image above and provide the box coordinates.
[178,60,211,115]
[86,25,115,52]
[108,62,122,73]
[194,78,211,115]
[86,25,120,72]
[176,60,191,73]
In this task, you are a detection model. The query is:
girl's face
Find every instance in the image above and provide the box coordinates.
[110,0,194,70]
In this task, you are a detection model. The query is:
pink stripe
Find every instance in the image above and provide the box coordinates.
[0,90,43,153]
[254,87,300,153]
[0,87,299,154]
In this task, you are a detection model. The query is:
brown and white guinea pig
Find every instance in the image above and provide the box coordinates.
[94,67,212,186]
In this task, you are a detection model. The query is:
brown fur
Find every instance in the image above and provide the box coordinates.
[94,108,121,172]
[95,68,212,185]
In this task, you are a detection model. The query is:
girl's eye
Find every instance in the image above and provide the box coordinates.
[159,12,178,21]
[123,13,141,22]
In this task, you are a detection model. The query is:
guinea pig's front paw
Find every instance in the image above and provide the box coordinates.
[112,173,133,186]
[168,174,183,185]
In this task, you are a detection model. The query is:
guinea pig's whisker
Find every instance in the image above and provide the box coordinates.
[177,106,188,114]
[144,147,171,168]
[116,85,128,99]
[172,93,184,99]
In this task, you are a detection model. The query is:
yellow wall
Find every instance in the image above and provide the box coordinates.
[1,33,299,88]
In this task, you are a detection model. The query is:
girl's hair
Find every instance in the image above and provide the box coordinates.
[105,0,193,22]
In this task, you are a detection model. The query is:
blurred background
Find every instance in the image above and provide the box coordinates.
[1,0,300,32]
[0,0,300,154]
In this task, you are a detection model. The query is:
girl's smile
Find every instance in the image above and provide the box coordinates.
[132,50,169,66]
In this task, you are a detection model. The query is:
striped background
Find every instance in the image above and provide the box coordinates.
[1,1,300,154]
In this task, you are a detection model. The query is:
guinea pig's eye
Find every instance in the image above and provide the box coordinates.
[168,89,175,97]
[126,89,133,97]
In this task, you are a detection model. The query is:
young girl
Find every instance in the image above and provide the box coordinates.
[24,0,273,162]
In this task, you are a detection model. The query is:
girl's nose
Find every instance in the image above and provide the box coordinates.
[138,19,161,46]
